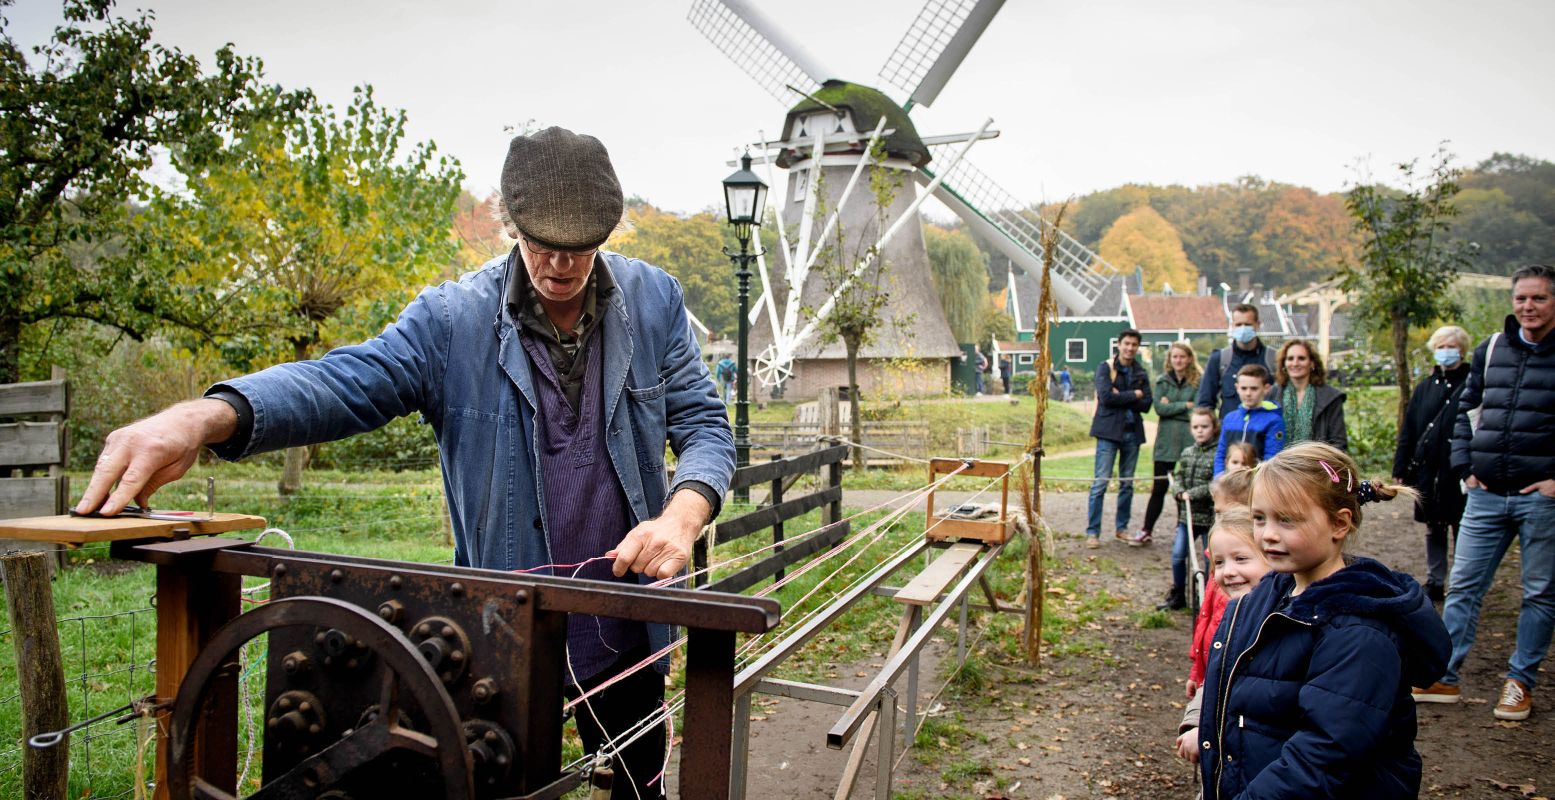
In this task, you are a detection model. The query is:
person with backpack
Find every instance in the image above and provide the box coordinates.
[716,355,737,403]
[1197,303,1277,418]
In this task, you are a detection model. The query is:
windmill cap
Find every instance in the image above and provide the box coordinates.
[501,127,623,251]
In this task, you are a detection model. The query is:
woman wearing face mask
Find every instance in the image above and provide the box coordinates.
[1391,325,1474,604]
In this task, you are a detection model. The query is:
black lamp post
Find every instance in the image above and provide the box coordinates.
[721,152,768,502]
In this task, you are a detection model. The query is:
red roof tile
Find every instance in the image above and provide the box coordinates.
[1126,295,1227,332]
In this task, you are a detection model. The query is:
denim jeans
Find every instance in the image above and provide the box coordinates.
[1171,521,1207,594]
[1086,430,1140,537]
[1440,489,1555,688]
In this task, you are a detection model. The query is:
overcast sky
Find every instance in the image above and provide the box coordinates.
[9,0,1553,219]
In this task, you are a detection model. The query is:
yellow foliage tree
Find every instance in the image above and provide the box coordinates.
[1095,206,1199,293]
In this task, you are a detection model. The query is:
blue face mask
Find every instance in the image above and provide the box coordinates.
[1434,347,1461,367]
[1230,325,1257,344]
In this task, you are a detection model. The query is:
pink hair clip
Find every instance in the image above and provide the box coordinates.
[1319,459,1341,484]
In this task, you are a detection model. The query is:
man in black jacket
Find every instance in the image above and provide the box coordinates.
[1196,303,1277,417]
[1085,328,1152,548]
[1414,264,1555,722]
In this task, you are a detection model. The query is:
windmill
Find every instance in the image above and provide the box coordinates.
[688,0,1121,396]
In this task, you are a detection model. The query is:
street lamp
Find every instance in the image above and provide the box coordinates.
[721,152,768,500]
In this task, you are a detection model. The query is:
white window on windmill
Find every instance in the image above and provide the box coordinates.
[795,110,854,140]
[1066,339,1086,363]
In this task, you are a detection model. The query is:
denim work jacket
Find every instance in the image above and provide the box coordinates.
[215,252,735,661]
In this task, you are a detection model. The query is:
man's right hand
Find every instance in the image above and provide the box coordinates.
[1465,474,1484,491]
[75,399,238,516]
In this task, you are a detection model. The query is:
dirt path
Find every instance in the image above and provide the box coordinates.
[729,489,1554,799]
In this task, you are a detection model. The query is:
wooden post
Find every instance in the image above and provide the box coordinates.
[769,454,785,584]
[818,387,840,442]
[153,554,241,799]
[2,551,69,800]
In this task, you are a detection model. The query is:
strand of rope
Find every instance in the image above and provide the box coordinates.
[562,459,1019,781]
[567,458,1013,786]
[736,458,1024,667]
[239,528,295,604]
[822,437,932,464]
[646,700,672,789]
[653,463,970,588]
[561,562,644,800]
[563,464,964,714]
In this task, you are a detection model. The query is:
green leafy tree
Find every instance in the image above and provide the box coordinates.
[977,303,1015,354]
[136,86,462,491]
[1338,148,1474,428]
[1452,154,1555,275]
[924,224,987,342]
[0,0,292,382]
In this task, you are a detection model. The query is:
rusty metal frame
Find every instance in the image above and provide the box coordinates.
[112,537,780,800]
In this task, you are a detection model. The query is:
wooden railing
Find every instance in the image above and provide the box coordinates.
[694,445,850,594]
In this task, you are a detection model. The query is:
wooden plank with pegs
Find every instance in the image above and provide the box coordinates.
[0,513,266,546]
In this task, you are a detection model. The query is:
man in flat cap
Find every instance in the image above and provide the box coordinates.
[76,127,732,798]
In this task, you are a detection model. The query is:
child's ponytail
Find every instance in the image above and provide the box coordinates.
[1252,442,1417,547]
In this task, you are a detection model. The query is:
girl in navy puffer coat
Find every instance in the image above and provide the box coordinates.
[1199,443,1450,798]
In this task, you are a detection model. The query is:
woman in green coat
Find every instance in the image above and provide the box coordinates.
[1131,341,1200,546]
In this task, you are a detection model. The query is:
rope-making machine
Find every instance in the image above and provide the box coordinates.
[0,513,779,800]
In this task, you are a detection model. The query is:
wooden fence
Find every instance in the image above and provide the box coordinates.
[693,445,850,594]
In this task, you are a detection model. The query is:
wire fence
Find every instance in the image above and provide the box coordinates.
[0,606,157,799]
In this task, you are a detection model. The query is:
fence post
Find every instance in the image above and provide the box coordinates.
[2,550,69,800]
[826,451,843,529]
[769,454,785,584]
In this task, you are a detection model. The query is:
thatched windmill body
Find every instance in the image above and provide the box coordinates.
[689,0,1120,399]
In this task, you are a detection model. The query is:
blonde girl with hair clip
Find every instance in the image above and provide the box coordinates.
[1179,507,1271,767]
[1198,442,1450,798]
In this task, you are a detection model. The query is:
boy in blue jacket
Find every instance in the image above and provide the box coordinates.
[1214,364,1285,475]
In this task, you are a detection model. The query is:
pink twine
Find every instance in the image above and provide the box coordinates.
[511,555,614,574]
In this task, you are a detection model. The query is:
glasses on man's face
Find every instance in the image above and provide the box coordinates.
[521,237,597,263]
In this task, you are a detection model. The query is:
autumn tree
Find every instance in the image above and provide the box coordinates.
[135,85,462,492]
[0,0,295,382]
[924,224,987,342]
[1338,148,1474,427]
[450,191,510,274]
[1096,206,1199,292]
[609,205,737,337]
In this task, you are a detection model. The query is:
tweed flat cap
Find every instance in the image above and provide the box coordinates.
[501,127,623,251]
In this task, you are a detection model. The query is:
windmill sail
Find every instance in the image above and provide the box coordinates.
[687,0,830,103]
[878,0,1006,109]
[920,143,1119,314]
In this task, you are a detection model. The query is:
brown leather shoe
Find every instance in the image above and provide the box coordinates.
[1411,681,1461,704]
[1495,679,1532,720]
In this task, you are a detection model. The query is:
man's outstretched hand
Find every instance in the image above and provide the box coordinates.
[609,489,713,580]
[74,399,237,517]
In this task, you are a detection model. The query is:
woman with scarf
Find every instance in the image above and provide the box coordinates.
[1269,339,1348,450]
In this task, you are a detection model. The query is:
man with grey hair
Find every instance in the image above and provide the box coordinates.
[75,126,732,798]
[1414,264,1555,723]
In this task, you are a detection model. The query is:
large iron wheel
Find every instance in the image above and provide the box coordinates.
[166,596,473,800]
